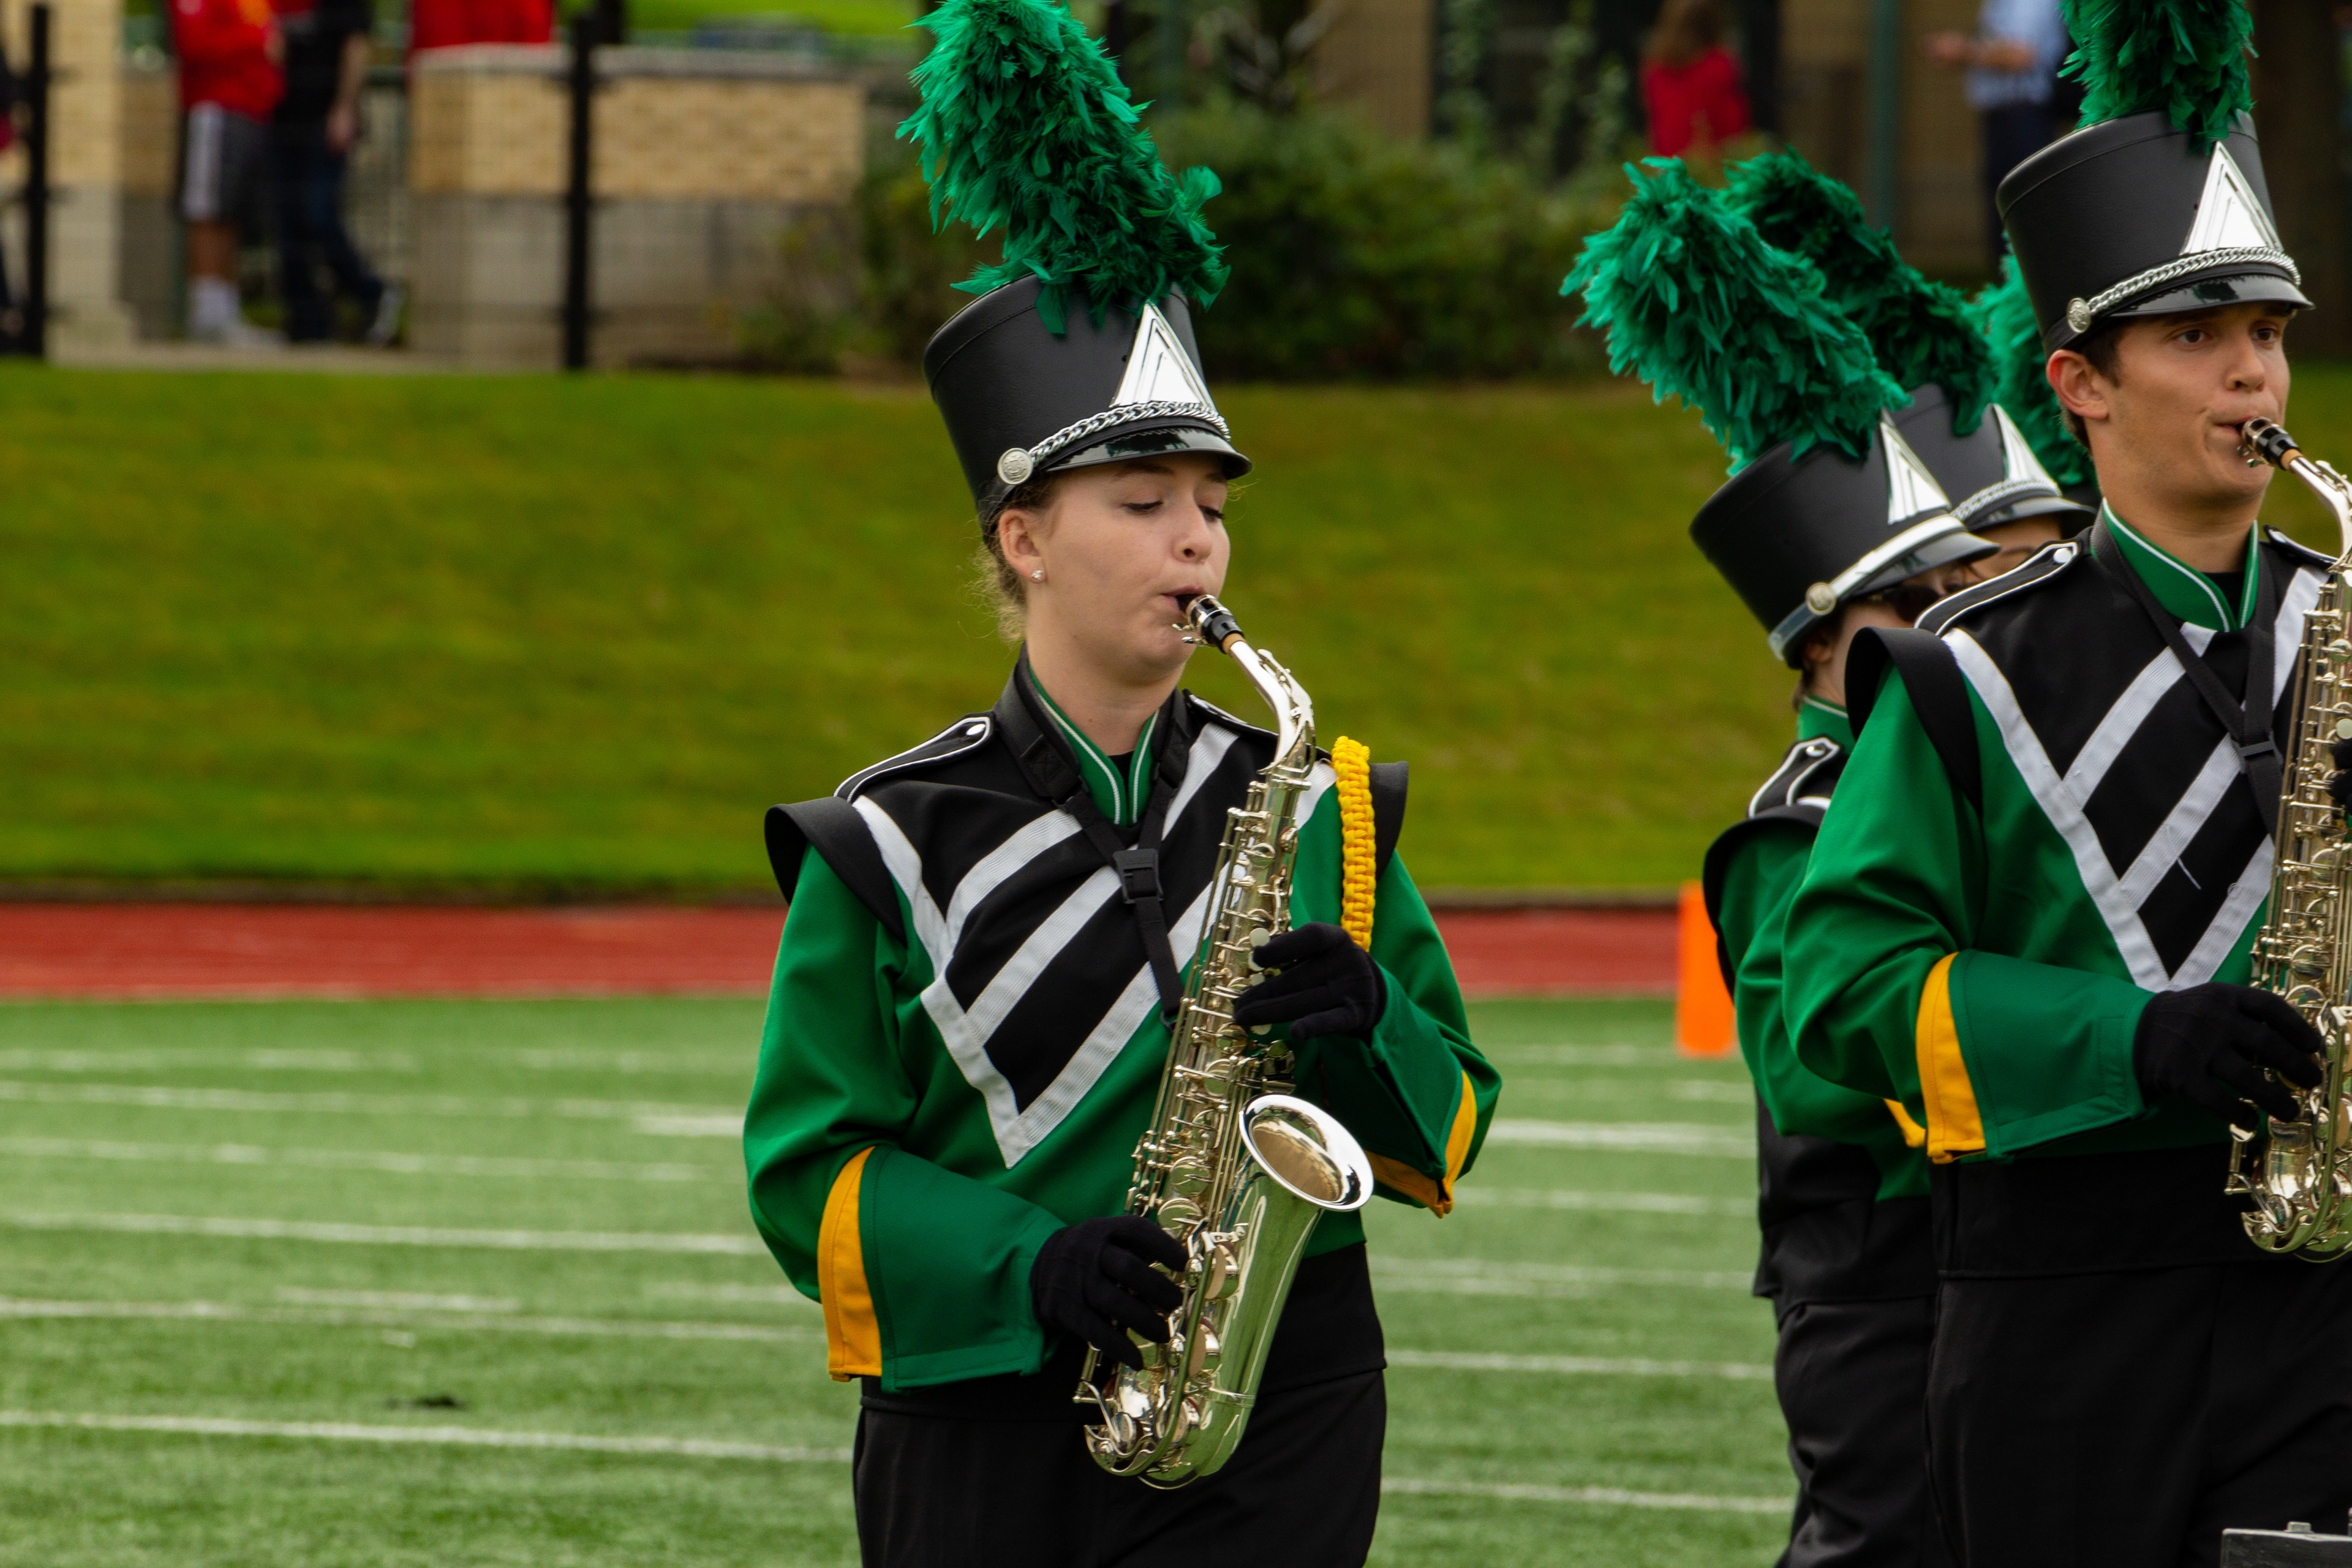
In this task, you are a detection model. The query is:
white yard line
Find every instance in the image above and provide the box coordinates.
[1478,1046,1676,1067]
[0,1080,737,1132]
[1453,1188,1750,1216]
[0,1047,747,1077]
[1382,1477,1787,1514]
[1483,1120,1754,1158]
[0,1297,808,1344]
[1370,1258,1750,1294]
[0,1212,766,1254]
[0,1136,718,1183]
[0,1411,845,1462]
[1387,1350,1773,1380]
[0,1409,1782,1510]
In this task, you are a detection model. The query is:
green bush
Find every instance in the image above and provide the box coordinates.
[1158,106,1618,380]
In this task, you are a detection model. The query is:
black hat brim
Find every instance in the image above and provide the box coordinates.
[2105,270,2312,323]
[1974,494,2097,532]
[1849,527,1997,599]
[1049,420,1253,482]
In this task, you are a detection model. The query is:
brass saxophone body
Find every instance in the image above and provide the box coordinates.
[2233,417,2352,1257]
[1074,593,1374,1488]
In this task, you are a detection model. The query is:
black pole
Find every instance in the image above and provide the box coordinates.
[23,2,51,360]
[561,9,594,372]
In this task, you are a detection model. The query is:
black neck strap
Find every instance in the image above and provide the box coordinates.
[2092,519,2282,835]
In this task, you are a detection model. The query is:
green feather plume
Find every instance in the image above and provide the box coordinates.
[899,0,1226,333]
[1563,159,1907,473]
[1966,255,2093,488]
[1725,151,1993,435]
[2060,0,2253,146]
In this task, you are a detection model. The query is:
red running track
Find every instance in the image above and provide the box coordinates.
[0,903,1676,1001]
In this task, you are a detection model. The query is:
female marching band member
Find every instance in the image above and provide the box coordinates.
[741,2,1499,1561]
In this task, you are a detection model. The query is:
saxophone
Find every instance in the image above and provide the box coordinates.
[1074,593,1375,1488]
[2233,417,2352,1257]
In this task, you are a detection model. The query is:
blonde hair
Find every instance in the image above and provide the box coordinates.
[973,473,1063,645]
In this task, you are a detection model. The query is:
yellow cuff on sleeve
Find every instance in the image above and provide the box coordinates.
[1367,1069,1478,1216]
[818,1145,882,1381]
[1915,954,1985,1164]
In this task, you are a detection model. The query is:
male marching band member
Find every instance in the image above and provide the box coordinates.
[1784,2,2352,1561]
[1568,156,2043,1567]
[741,2,1499,1562]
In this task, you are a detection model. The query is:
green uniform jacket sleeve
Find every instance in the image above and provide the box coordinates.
[1288,812,1501,1213]
[742,849,1063,1390]
[1716,823,1926,1190]
[1782,672,2155,1161]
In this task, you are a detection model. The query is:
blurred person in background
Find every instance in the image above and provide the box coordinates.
[407,0,552,53]
[172,0,282,344]
[1641,0,1750,159]
[1924,0,2071,269]
[0,36,16,347]
[272,0,399,344]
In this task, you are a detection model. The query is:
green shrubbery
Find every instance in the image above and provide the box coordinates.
[746,105,1626,380]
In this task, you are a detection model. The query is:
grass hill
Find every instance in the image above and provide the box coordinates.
[6,363,2344,895]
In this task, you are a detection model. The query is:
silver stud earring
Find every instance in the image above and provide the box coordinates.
[1031,570,1044,581]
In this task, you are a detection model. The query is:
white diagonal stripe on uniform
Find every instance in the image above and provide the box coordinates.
[2062,645,2190,801]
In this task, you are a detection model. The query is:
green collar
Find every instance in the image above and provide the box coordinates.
[1029,674,1160,829]
[2103,505,2260,631]
[1798,694,1854,750]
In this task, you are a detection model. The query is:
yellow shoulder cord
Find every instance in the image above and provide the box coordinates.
[1333,736,1377,951]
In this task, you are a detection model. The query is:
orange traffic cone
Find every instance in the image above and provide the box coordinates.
[1674,880,1736,1058]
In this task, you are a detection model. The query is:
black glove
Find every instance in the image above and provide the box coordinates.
[2133,982,2324,1128]
[1229,922,1387,1041]
[2328,737,2352,810]
[1029,1216,1186,1367]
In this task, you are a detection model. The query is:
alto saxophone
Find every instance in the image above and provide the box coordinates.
[1074,593,1375,1488]
[2233,417,2352,1256]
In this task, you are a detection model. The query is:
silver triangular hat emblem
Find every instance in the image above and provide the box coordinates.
[1882,420,1953,526]
[2182,145,2282,255]
[1113,304,1218,413]
[1991,404,2060,489]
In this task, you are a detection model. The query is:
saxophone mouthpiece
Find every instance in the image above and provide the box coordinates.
[2241,418,2301,472]
[1183,595,1247,655]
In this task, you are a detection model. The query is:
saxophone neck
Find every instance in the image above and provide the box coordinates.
[1183,595,1315,763]
[2241,418,2352,562]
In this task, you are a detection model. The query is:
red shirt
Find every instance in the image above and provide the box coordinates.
[1641,47,1750,158]
[407,0,554,53]
[172,0,284,116]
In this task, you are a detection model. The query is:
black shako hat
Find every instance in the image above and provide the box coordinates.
[1999,110,2307,351]
[1891,384,2094,535]
[1692,410,1991,662]
[922,276,1249,524]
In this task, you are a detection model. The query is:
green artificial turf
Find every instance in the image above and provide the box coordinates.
[0,995,1789,1565]
[10,363,2346,894]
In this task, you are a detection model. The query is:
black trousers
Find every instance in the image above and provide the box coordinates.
[853,1369,1385,1568]
[1926,1262,2352,1567]
[270,122,384,342]
[1774,1296,1936,1568]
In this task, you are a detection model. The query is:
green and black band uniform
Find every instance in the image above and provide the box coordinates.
[1705,697,1937,1568]
[748,661,1496,1565]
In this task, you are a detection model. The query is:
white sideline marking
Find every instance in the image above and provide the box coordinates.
[0,1411,846,1463]
[0,1297,810,1344]
[0,1047,748,1077]
[0,1213,765,1255]
[0,1137,718,1184]
[276,1289,520,1313]
[1670,1082,1755,1103]
[1484,1120,1754,1158]
[630,1115,742,1138]
[1454,1188,1749,1216]
[646,1282,821,1310]
[1371,1259,1750,1294]
[1387,1351,1773,1381]
[1382,1477,1787,1514]
[0,1080,736,1126]
[1479,1046,1673,1067]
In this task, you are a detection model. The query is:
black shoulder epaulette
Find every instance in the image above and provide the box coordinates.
[760,714,995,940]
[1917,535,2083,636]
[1699,734,1846,990]
[835,714,997,801]
[2264,527,2334,571]
[1184,693,1275,745]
